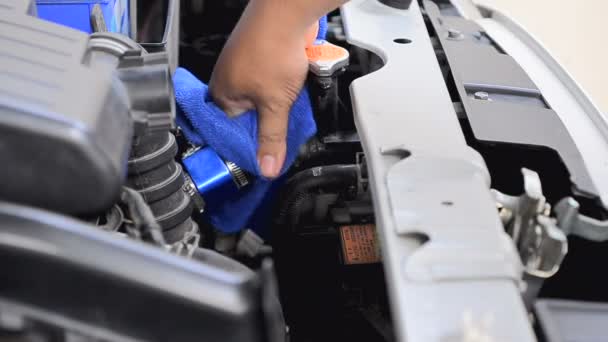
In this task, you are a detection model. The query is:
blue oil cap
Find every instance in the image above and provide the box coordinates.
[182,147,249,203]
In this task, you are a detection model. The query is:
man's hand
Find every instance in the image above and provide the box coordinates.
[209,0,346,178]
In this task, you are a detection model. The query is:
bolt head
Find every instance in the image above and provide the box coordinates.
[474,91,490,101]
[447,29,464,40]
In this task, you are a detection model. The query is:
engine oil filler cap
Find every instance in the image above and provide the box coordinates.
[182,147,250,203]
[306,40,350,77]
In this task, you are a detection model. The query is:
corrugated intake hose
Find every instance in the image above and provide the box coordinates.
[127,131,197,244]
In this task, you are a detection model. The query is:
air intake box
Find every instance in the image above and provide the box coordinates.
[0,9,132,214]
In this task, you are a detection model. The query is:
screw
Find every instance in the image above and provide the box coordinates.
[447,29,464,40]
[474,91,490,101]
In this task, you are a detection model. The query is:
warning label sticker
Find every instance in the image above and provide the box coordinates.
[339,224,381,265]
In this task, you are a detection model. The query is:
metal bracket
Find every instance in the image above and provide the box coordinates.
[555,197,608,242]
[493,169,567,278]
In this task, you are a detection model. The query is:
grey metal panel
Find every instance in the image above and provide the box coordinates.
[475,8,608,207]
[341,1,533,341]
[425,0,600,199]
[466,100,594,195]
[445,40,540,93]
[437,14,539,94]
[441,16,484,36]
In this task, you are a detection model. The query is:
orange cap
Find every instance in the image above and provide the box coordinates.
[306,43,348,62]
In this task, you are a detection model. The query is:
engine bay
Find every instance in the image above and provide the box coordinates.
[1,0,608,341]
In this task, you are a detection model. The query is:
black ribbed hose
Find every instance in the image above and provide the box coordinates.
[276,164,359,230]
[127,131,196,244]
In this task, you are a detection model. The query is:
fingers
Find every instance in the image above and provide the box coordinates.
[257,102,290,178]
[209,74,255,117]
[213,94,255,117]
[305,21,320,48]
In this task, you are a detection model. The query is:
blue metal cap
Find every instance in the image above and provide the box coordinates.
[182,147,248,203]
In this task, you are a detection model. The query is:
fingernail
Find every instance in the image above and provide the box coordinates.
[259,154,278,178]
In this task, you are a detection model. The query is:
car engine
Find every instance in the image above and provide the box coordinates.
[1,0,608,341]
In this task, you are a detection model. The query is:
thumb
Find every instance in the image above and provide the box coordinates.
[257,103,290,178]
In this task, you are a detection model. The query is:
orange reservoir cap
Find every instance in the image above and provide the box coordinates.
[306,40,350,77]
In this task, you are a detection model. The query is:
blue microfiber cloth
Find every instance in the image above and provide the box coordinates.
[174,18,327,234]
[317,16,328,42]
[174,69,316,233]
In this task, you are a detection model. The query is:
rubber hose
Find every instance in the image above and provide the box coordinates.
[277,164,359,228]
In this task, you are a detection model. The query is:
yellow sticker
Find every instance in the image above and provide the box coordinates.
[340,224,381,265]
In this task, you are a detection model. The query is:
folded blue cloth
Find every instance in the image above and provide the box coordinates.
[174,18,327,234]
[174,69,316,233]
[317,15,328,42]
